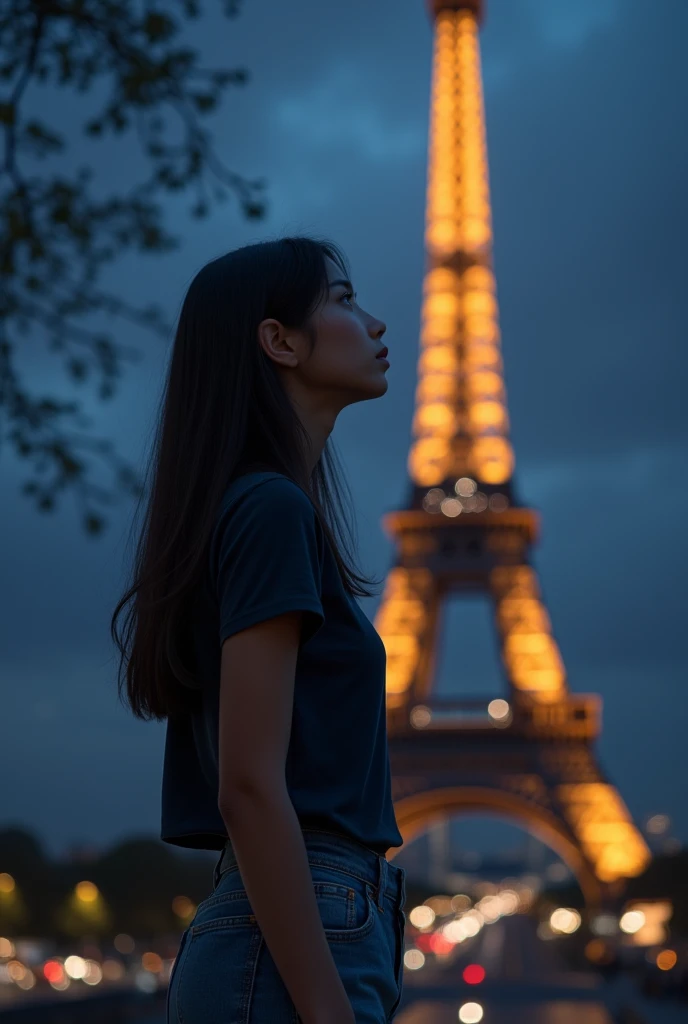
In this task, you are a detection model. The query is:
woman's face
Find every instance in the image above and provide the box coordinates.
[306,256,389,406]
[258,256,389,412]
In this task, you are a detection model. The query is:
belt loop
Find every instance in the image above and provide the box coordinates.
[212,844,226,888]
[376,854,387,912]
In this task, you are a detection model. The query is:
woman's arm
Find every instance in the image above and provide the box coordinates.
[217,610,355,1024]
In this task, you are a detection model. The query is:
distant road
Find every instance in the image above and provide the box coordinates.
[4,917,685,1024]
[396,914,620,1023]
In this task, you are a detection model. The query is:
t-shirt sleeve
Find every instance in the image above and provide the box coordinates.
[210,477,325,648]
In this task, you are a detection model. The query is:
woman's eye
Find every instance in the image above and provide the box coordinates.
[341,291,355,305]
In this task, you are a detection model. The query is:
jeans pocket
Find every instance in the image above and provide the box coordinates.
[309,864,377,941]
[191,886,257,934]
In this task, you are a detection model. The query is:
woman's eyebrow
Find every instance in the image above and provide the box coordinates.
[328,278,354,291]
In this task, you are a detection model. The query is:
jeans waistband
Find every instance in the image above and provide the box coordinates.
[214,828,405,911]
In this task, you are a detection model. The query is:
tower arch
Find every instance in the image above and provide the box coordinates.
[387,786,603,907]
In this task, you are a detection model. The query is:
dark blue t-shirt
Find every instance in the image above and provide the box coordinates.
[160,470,403,856]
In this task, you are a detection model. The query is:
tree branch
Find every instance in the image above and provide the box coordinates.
[0,0,266,535]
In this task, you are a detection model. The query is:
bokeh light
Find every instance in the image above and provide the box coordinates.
[114,933,135,954]
[590,913,618,936]
[83,960,103,985]
[619,910,645,934]
[75,881,99,903]
[7,960,27,982]
[461,909,484,936]
[585,939,614,964]
[142,952,163,973]
[172,895,196,919]
[403,948,425,970]
[409,905,436,929]
[455,477,477,497]
[451,894,472,912]
[42,960,64,985]
[656,949,677,971]
[102,958,125,981]
[459,1002,484,1023]
[14,968,35,990]
[463,964,485,984]
[64,955,86,979]
[487,698,510,721]
[134,969,158,992]
[550,908,581,934]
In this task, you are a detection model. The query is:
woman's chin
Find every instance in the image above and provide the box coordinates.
[371,372,389,397]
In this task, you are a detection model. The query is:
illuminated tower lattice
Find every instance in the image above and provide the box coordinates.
[377,0,650,906]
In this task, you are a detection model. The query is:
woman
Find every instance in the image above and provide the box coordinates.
[110,235,407,1023]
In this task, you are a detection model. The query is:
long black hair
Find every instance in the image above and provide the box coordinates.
[110,235,383,722]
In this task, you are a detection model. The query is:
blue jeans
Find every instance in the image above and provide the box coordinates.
[166,827,407,1023]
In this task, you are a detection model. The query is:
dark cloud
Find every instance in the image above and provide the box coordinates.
[486,0,688,461]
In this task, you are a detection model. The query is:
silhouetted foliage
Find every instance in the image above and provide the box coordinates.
[0,826,215,940]
[0,0,266,535]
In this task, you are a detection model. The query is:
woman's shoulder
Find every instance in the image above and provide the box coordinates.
[219,469,315,522]
[209,469,326,574]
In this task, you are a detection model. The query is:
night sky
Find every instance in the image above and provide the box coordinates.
[1,0,686,860]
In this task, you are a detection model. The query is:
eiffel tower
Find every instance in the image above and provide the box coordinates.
[375,0,651,908]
